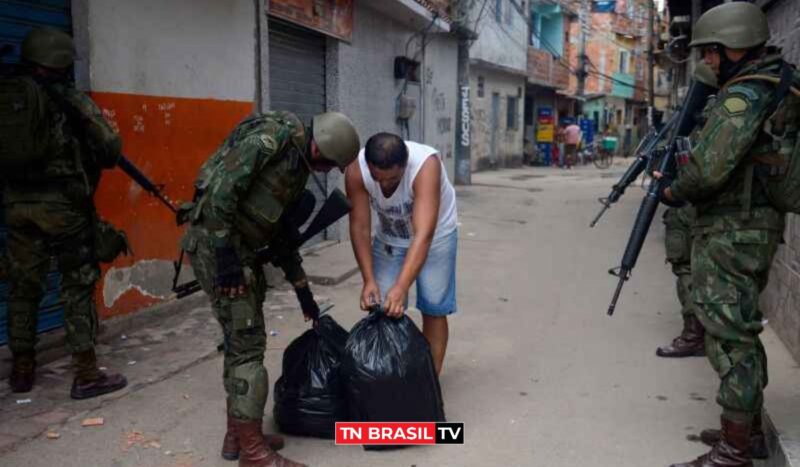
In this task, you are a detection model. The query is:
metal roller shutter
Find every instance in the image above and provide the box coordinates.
[0,0,72,345]
[268,18,328,245]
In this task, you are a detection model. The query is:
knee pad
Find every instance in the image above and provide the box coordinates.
[226,362,269,420]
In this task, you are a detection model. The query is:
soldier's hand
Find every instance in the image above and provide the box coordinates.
[383,285,407,319]
[214,246,247,298]
[360,281,381,311]
[294,284,320,322]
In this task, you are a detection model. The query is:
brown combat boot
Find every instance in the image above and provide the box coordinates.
[9,352,36,393]
[670,416,753,467]
[70,349,128,400]
[236,418,306,467]
[221,414,285,461]
[656,314,705,358]
[700,412,769,459]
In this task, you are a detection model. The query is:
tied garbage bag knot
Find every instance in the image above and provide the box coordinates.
[342,309,446,451]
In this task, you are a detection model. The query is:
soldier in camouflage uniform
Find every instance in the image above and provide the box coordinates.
[180,111,359,467]
[657,206,704,358]
[656,64,719,359]
[663,3,793,465]
[3,28,128,399]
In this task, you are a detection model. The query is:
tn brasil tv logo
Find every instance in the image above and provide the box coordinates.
[335,422,465,446]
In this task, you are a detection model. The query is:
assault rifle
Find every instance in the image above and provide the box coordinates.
[606,76,717,316]
[589,112,679,228]
[117,155,178,213]
[172,188,352,299]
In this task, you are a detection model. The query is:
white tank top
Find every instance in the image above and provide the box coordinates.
[358,141,458,247]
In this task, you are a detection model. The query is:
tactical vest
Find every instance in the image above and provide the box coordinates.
[195,112,311,249]
[693,56,793,224]
[2,81,93,202]
[725,63,800,215]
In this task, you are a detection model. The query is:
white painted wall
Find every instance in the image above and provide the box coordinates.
[470,66,526,169]
[330,1,457,180]
[87,0,256,100]
[469,0,528,73]
[423,33,459,180]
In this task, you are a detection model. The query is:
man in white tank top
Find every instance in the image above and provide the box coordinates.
[346,133,458,375]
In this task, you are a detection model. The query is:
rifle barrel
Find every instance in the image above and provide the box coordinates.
[607,273,628,316]
[590,201,611,228]
[118,156,178,213]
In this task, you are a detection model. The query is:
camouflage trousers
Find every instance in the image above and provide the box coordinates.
[5,201,100,355]
[664,206,696,317]
[183,226,269,421]
[691,228,780,415]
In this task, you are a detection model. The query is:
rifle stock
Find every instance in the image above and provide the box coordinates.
[606,78,717,315]
[172,188,352,300]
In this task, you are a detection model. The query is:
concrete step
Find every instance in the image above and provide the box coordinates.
[302,241,359,286]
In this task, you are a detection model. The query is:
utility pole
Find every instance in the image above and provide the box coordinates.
[647,0,656,127]
[576,0,589,115]
[453,0,477,185]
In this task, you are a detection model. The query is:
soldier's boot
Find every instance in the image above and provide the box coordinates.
[221,414,285,461]
[670,416,753,467]
[236,418,305,467]
[9,352,36,393]
[700,413,769,459]
[656,314,705,358]
[70,349,128,400]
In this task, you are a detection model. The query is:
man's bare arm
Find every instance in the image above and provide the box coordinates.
[383,155,441,316]
[345,161,380,309]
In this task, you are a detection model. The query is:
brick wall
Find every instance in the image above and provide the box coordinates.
[528,47,571,90]
[761,0,800,364]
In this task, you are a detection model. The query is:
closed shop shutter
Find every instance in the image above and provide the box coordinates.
[268,18,329,245]
[0,0,72,345]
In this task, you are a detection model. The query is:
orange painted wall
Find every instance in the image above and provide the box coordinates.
[90,92,254,318]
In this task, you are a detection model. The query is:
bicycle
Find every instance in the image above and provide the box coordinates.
[593,145,613,169]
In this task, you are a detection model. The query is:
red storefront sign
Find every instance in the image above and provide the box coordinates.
[269,0,354,42]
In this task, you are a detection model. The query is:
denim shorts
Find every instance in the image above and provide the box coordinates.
[372,229,458,316]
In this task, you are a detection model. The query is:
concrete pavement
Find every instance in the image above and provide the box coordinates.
[1,163,798,467]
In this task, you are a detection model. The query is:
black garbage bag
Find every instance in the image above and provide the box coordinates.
[273,315,349,439]
[342,310,445,449]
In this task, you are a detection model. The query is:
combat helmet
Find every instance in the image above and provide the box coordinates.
[689,2,769,50]
[21,27,75,69]
[312,112,360,169]
[693,62,718,88]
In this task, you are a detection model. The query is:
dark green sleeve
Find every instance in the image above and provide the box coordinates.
[275,249,308,287]
[63,88,122,168]
[671,83,773,202]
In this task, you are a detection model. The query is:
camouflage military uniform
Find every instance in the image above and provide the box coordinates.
[4,82,121,356]
[181,112,310,421]
[663,206,697,317]
[671,54,789,416]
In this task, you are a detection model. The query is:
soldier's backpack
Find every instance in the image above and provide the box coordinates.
[0,76,51,169]
[727,62,800,214]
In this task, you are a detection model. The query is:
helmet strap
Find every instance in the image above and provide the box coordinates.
[719,46,765,84]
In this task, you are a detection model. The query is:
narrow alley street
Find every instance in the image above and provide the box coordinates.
[1,164,798,467]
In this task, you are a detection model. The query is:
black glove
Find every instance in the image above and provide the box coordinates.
[295,284,320,321]
[659,182,687,208]
[215,246,246,292]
